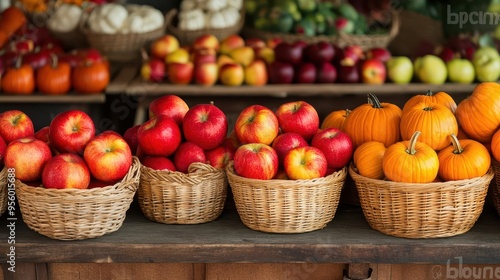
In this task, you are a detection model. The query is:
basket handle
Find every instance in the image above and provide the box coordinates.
[387,12,400,40]
[188,162,221,175]
[165,9,177,31]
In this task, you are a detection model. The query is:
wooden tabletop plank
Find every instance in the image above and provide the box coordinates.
[2,201,500,264]
[0,93,106,103]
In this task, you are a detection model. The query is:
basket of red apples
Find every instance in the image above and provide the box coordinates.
[225,101,351,233]
[134,95,230,224]
[1,109,140,240]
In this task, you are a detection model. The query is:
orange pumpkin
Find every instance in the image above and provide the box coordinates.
[0,30,8,49]
[344,93,402,149]
[437,134,491,181]
[321,109,350,131]
[382,131,439,183]
[1,57,35,94]
[490,129,500,162]
[353,141,386,179]
[37,54,71,95]
[402,90,457,114]
[455,82,500,143]
[457,125,469,139]
[72,61,110,94]
[400,102,458,151]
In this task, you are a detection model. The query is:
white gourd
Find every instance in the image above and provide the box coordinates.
[205,0,227,12]
[221,6,240,26]
[178,9,205,30]
[47,4,82,33]
[227,0,243,10]
[180,0,197,11]
[206,11,227,29]
[100,4,128,32]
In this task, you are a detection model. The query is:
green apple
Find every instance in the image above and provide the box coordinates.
[386,56,414,84]
[447,58,475,84]
[473,46,500,82]
[414,55,447,84]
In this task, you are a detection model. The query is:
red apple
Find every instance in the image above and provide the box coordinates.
[365,47,392,63]
[224,130,240,154]
[304,41,335,64]
[205,145,234,169]
[271,132,308,167]
[275,101,320,141]
[274,42,303,64]
[83,131,133,183]
[316,62,337,83]
[341,45,364,65]
[361,58,387,84]
[22,47,51,70]
[295,62,317,84]
[234,105,279,145]
[191,48,217,65]
[150,34,180,60]
[76,48,104,64]
[8,38,34,54]
[0,110,35,144]
[233,143,278,180]
[123,124,141,155]
[220,34,246,55]
[438,46,457,63]
[4,137,52,182]
[182,103,228,150]
[141,156,176,171]
[137,115,182,157]
[49,110,95,154]
[194,62,218,86]
[311,127,354,170]
[168,62,193,84]
[42,153,90,189]
[34,126,49,142]
[339,62,360,83]
[245,37,266,51]
[192,34,219,51]
[173,142,207,173]
[219,62,244,86]
[268,61,294,84]
[0,135,6,164]
[284,146,327,180]
[148,94,189,126]
[140,59,165,82]
[58,51,81,68]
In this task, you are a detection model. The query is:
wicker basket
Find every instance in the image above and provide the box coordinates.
[49,28,89,51]
[15,157,141,241]
[490,160,500,217]
[349,164,494,239]
[80,8,166,62]
[138,162,228,224]
[0,167,7,216]
[242,26,340,45]
[226,161,347,234]
[166,9,245,46]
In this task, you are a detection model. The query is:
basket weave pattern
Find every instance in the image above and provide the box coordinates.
[138,163,227,224]
[349,164,493,238]
[491,160,500,217]
[15,157,141,240]
[226,161,347,233]
[0,167,7,216]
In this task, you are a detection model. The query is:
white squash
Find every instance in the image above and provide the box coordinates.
[180,0,198,11]
[206,11,227,29]
[204,0,227,11]
[178,9,205,30]
[47,4,82,33]
[221,6,240,26]
[227,0,243,10]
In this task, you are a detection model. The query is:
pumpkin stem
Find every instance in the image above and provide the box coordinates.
[406,131,422,155]
[367,93,383,108]
[50,53,59,69]
[14,55,23,69]
[344,109,351,118]
[449,134,464,154]
[425,90,434,96]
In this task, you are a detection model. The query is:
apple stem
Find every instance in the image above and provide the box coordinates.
[425,89,434,96]
[449,133,464,154]
[210,101,214,106]
[50,53,59,69]
[406,131,421,155]
[367,93,383,108]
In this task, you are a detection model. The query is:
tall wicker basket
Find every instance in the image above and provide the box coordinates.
[15,157,141,240]
[138,163,228,224]
[226,161,347,234]
[349,164,494,239]
[0,167,7,216]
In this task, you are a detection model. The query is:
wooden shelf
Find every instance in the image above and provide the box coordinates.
[0,93,106,103]
[2,200,500,264]
[107,67,479,97]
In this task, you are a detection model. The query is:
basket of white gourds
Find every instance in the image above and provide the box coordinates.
[166,0,245,46]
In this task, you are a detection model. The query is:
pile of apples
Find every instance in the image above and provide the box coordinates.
[231,101,354,180]
[123,95,235,173]
[0,109,133,189]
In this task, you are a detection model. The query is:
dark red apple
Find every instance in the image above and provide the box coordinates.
[339,62,360,83]
[438,46,457,63]
[173,142,207,173]
[268,61,294,84]
[311,127,353,170]
[271,132,308,167]
[365,47,392,63]
[123,124,141,155]
[295,62,317,83]
[304,41,335,64]
[22,47,52,69]
[274,42,303,64]
[316,62,337,83]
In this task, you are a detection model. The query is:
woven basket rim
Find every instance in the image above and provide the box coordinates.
[226,160,347,187]
[348,162,495,190]
[16,156,141,194]
[338,11,400,42]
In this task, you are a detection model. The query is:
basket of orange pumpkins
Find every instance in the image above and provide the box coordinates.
[3,109,140,240]
[346,85,496,239]
[225,101,351,234]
